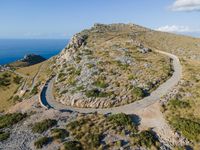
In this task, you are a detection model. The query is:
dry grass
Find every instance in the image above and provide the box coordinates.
[17,62,42,77]
[0,72,21,112]
[16,62,42,87]
[0,59,54,112]
[16,59,53,88]
[37,59,54,83]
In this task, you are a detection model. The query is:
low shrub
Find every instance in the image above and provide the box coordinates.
[12,95,21,103]
[128,74,136,80]
[170,117,200,141]
[67,76,77,86]
[85,133,102,148]
[0,75,11,86]
[85,89,112,98]
[31,86,38,95]
[64,141,83,150]
[108,113,133,126]
[66,119,88,130]
[32,119,57,134]
[0,131,10,141]
[62,141,83,150]
[34,136,50,149]
[51,128,69,140]
[132,87,144,98]
[93,78,108,88]
[13,76,22,84]
[2,72,11,78]
[0,113,27,129]
[136,130,157,148]
[75,68,82,76]
[168,99,190,109]
[114,61,129,70]
[58,72,66,79]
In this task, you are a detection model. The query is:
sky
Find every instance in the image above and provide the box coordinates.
[0,0,200,39]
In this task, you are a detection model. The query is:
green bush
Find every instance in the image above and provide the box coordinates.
[67,67,81,76]
[13,76,22,84]
[32,119,57,134]
[169,99,190,109]
[75,68,82,76]
[108,113,133,126]
[128,74,136,80]
[93,79,108,88]
[66,119,88,130]
[85,133,102,148]
[0,113,27,129]
[170,117,200,141]
[2,72,11,78]
[136,130,157,148]
[85,89,112,98]
[12,95,21,103]
[31,86,38,95]
[34,136,50,149]
[67,76,77,86]
[0,74,11,86]
[0,131,10,141]
[132,87,144,98]
[51,128,69,140]
[63,141,83,150]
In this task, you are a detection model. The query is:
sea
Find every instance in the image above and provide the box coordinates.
[0,39,68,65]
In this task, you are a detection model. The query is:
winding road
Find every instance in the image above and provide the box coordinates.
[40,50,182,114]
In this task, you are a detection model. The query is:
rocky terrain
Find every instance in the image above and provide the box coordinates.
[54,24,172,108]
[1,23,200,149]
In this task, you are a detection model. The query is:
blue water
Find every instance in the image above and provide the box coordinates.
[0,39,68,65]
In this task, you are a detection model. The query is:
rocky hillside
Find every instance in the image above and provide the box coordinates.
[53,24,172,108]
[2,23,200,149]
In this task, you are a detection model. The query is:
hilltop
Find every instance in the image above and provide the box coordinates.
[54,23,172,108]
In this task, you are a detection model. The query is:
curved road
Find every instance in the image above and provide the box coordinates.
[40,50,182,114]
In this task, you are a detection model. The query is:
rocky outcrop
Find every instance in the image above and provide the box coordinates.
[67,34,87,49]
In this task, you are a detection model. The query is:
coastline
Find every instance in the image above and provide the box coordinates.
[0,39,68,65]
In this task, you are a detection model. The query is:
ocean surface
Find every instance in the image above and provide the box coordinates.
[0,39,68,65]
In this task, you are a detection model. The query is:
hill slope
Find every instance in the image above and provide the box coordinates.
[53,24,172,108]
[52,23,200,146]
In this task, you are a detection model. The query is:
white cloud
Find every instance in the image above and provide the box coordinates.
[171,0,200,11]
[156,25,191,33]
[156,25,200,34]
